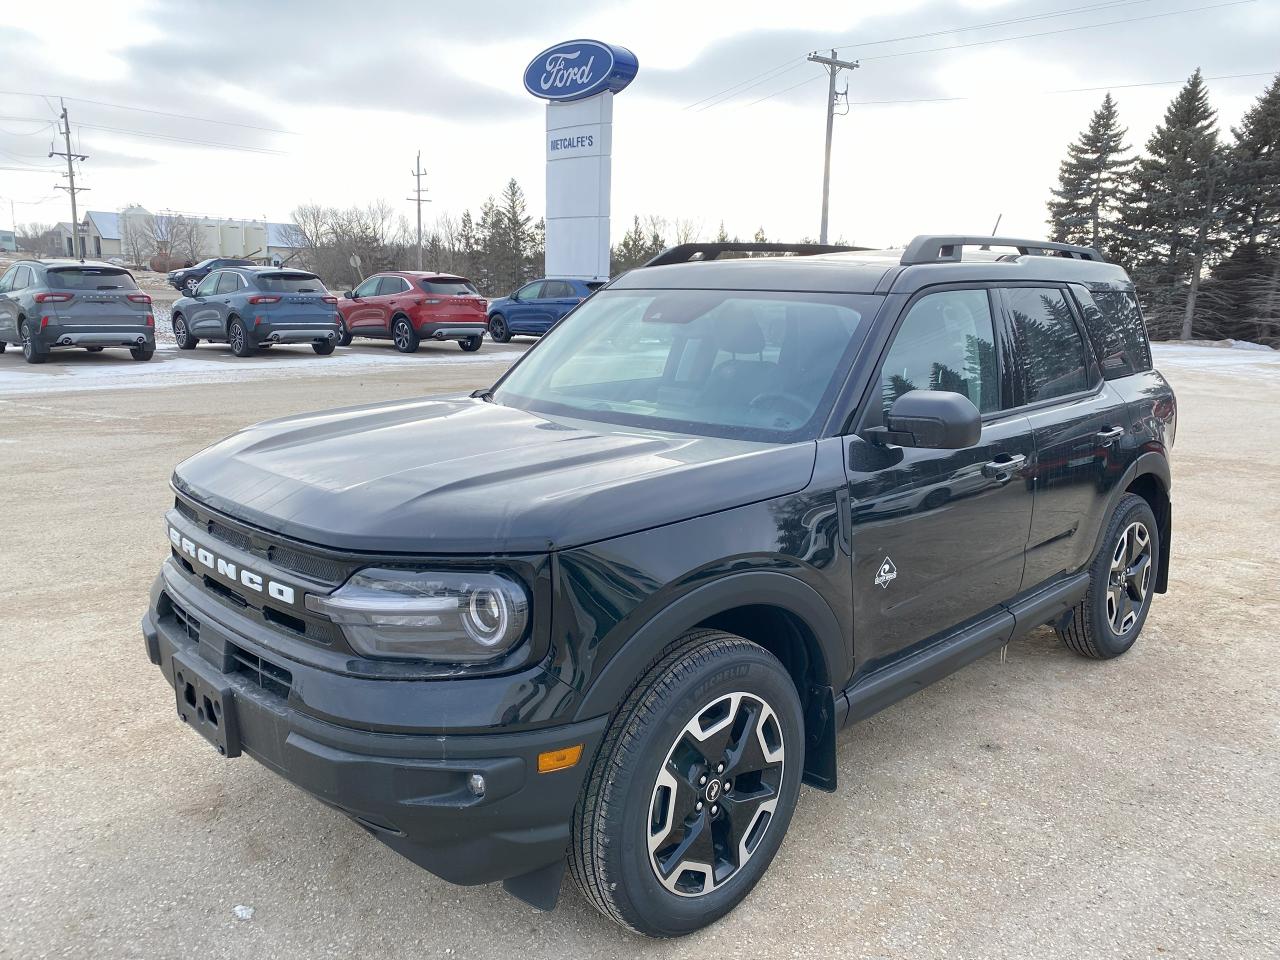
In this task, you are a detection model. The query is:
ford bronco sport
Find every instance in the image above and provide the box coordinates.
[142,236,1175,937]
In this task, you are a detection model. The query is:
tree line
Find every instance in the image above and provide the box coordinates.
[1048,70,1280,344]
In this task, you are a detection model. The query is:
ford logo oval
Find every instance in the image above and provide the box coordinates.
[523,39,639,102]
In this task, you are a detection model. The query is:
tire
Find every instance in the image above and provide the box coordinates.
[1056,493,1159,659]
[0,341,5,353]
[392,316,419,353]
[173,314,198,350]
[488,313,511,343]
[184,277,200,295]
[312,340,336,356]
[86,346,104,353]
[19,320,46,365]
[130,346,155,362]
[228,317,254,358]
[570,630,804,937]
[336,321,353,347]
[459,335,482,352]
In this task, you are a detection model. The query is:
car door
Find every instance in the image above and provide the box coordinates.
[507,281,544,333]
[0,266,17,342]
[844,285,1035,671]
[997,284,1131,589]
[188,272,224,335]
[216,270,246,331]
[377,275,412,331]
[346,275,386,333]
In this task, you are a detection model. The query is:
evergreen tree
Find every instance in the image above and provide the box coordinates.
[1116,69,1224,339]
[1047,93,1133,253]
[610,215,666,273]
[499,178,533,291]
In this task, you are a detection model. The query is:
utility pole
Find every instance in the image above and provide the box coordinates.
[406,151,431,270]
[806,49,859,244]
[49,99,89,260]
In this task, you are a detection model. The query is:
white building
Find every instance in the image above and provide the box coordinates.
[57,206,299,264]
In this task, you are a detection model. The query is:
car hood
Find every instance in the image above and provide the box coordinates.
[172,396,818,554]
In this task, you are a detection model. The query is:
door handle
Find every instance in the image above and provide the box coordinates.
[1096,426,1125,444]
[982,454,1027,479]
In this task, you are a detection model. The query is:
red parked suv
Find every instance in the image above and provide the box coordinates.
[337,272,487,352]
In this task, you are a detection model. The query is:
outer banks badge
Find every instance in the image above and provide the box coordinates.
[874,557,898,589]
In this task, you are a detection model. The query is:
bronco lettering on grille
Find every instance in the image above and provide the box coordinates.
[169,526,297,605]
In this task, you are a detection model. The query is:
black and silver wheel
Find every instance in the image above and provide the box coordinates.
[228,317,254,358]
[20,320,46,365]
[392,316,419,353]
[459,335,482,352]
[183,277,200,295]
[336,321,353,347]
[488,313,511,343]
[571,630,803,937]
[173,314,198,350]
[1057,492,1159,659]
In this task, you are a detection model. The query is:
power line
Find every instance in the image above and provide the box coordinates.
[685,0,1163,111]
[0,114,286,155]
[742,0,1256,108]
[0,90,295,134]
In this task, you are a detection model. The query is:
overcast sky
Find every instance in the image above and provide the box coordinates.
[1,0,1277,249]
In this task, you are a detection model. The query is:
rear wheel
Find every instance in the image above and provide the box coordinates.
[1057,493,1159,659]
[570,630,804,937]
[173,314,198,350]
[392,316,419,353]
[20,321,46,365]
[228,317,254,358]
[130,346,154,362]
[312,340,336,355]
[488,313,511,343]
[459,335,482,352]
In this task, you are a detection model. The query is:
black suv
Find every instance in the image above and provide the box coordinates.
[142,236,1175,937]
[167,257,255,295]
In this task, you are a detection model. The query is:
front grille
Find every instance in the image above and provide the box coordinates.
[229,645,293,699]
[174,498,198,523]
[208,519,252,553]
[171,600,201,643]
[268,543,346,582]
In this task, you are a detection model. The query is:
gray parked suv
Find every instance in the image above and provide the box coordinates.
[170,267,340,357]
[0,259,156,363]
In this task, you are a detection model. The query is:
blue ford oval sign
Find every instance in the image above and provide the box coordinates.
[523,40,639,102]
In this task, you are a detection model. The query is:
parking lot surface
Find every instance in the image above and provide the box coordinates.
[0,345,1276,959]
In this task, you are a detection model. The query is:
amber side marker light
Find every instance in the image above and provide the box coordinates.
[537,744,584,773]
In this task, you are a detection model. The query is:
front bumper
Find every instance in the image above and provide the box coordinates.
[142,570,605,889]
[38,326,155,350]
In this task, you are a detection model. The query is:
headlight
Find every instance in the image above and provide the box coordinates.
[305,568,529,663]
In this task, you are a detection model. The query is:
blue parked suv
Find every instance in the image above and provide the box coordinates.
[170,267,340,357]
[486,277,603,342]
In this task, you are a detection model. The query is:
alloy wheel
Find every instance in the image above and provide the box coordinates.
[394,321,410,351]
[647,691,786,897]
[1107,521,1152,635]
[230,323,245,353]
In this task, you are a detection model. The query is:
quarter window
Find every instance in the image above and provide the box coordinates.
[879,289,1000,414]
[1005,287,1090,402]
[1078,288,1152,378]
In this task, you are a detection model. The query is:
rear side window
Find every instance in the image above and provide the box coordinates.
[1005,287,1091,402]
[543,280,575,298]
[378,276,410,295]
[419,278,479,296]
[879,288,1001,414]
[48,267,138,290]
[1076,288,1152,378]
[257,273,323,293]
[216,272,242,295]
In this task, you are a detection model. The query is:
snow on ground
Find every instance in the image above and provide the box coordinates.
[0,342,525,397]
[1151,341,1280,376]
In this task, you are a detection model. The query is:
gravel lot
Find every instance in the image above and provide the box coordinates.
[0,344,1276,960]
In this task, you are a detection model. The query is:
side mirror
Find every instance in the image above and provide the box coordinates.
[343,290,354,299]
[874,390,981,449]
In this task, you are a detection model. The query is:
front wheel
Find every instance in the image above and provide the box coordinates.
[1057,492,1160,659]
[488,313,511,343]
[336,321,353,347]
[570,630,804,937]
[228,317,254,358]
[459,335,482,352]
[130,346,154,362]
[173,314,198,350]
[184,277,200,295]
[392,316,419,353]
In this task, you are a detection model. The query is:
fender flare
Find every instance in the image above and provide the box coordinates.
[573,570,846,720]
[1096,450,1172,589]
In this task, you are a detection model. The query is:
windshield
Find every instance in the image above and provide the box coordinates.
[257,273,323,293]
[47,267,138,291]
[419,278,479,296]
[494,289,881,441]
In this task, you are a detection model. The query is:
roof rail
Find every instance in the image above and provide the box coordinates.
[642,242,866,268]
[900,235,1104,266]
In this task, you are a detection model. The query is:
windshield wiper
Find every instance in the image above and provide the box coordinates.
[470,388,494,402]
